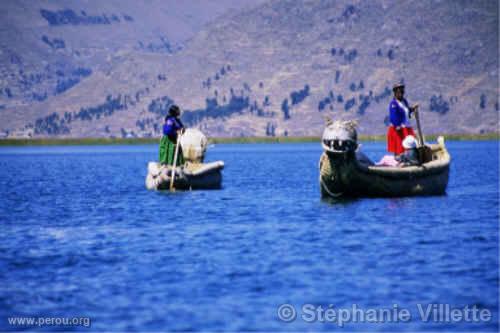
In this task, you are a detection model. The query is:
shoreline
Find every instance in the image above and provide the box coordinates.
[0,133,498,146]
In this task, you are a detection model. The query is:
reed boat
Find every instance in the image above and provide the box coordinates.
[319,120,450,198]
[146,161,224,190]
[146,128,224,191]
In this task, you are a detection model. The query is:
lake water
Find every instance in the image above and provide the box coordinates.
[0,141,498,331]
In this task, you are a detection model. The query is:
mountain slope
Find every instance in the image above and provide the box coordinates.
[0,0,262,136]
[1,0,498,138]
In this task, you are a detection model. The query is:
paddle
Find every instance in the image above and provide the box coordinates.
[413,106,432,163]
[413,105,424,146]
[169,132,182,192]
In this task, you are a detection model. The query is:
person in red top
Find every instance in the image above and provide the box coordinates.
[387,83,419,155]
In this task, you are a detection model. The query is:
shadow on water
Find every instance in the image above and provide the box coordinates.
[153,189,201,196]
[320,196,358,206]
[322,192,449,206]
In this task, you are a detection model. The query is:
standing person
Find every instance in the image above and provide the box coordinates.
[387,83,419,155]
[159,105,185,166]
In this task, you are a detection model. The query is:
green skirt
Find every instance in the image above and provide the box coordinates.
[159,136,184,166]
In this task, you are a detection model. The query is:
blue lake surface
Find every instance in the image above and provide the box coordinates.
[0,141,498,331]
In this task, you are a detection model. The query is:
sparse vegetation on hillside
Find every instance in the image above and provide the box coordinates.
[148,96,175,116]
[30,93,140,135]
[480,94,487,109]
[278,85,311,120]
[265,122,276,136]
[183,94,250,126]
[33,113,69,135]
[335,71,341,84]
[54,67,92,95]
[41,35,65,49]
[429,94,450,114]
[318,91,335,112]
[74,95,126,121]
[203,65,232,89]
[0,64,92,103]
[318,79,390,116]
[0,88,13,99]
[328,4,360,24]
[344,98,356,111]
[137,37,178,54]
[40,9,132,26]
[331,48,358,63]
[281,99,290,120]
[290,85,310,105]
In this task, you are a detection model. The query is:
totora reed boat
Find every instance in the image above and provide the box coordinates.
[146,128,224,190]
[319,120,450,198]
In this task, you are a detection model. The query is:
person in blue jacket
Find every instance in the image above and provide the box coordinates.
[159,105,185,165]
[387,83,419,155]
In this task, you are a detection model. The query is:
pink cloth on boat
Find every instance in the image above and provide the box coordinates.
[376,155,399,167]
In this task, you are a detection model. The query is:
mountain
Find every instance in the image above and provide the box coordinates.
[0,0,498,138]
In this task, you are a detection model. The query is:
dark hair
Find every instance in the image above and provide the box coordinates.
[168,105,180,116]
[392,84,405,93]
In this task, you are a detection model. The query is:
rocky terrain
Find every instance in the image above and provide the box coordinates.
[0,0,498,138]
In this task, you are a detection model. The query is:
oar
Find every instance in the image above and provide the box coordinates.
[413,105,425,148]
[169,132,182,192]
[413,106,431,163]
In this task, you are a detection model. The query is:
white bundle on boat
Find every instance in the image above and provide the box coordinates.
[180,128,208,163]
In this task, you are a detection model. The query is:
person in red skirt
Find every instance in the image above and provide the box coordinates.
[387,83,419,155]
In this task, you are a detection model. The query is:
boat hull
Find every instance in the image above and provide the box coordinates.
[319,140,450,198]
[146,161,224,191]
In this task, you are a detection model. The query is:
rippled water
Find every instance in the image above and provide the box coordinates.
[0,141,498,331]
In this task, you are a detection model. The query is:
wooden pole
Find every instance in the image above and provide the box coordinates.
[413,107,431,163]
[414,108,425,148]
[169,133,181,192]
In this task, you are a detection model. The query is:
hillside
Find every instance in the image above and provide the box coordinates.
[0,0,498,138]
